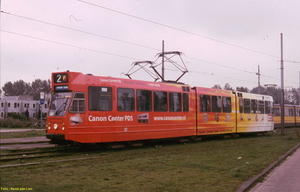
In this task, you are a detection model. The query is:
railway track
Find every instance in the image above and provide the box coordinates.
[0,149,101,168]
[0,130,291,168]
[0,150,69,162]
[0,156,101,168]
[0,145,108,168]
[0,136,191,168]
[0,136,56,150]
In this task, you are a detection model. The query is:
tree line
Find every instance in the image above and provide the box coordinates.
[1,79,299,105]
[1,79,51,100]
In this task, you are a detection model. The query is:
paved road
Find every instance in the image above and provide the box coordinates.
[250,147,300,192]
[0,137,49,144]
[0,136,54,150]
[0,129,45,133]
[0,143,56,150]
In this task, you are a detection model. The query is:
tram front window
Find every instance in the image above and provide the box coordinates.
[49,92,72,116]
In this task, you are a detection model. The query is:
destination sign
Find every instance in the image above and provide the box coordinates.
[54,85,69,91]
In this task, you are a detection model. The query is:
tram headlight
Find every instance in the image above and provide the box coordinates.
[53,124,58,130]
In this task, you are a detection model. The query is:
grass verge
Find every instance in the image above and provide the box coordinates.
[0,129,46,139]
[0,128,299,192]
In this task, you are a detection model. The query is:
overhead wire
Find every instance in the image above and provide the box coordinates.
[189,70,257,84]
[2,28,298,86]
[78,0,280,59]
[0,11,159,52]
[185,56,257,75]
[76,1,299,86]
[1,30,142,61]
[1,8,298,87]
[1,11,261,76]
[0,15,260,74]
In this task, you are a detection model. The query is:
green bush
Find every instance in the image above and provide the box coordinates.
[7,112,28,121]
[0,117,24,128]
[0,113,45,128]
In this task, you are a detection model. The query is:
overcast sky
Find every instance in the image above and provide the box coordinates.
[1,0,299,91]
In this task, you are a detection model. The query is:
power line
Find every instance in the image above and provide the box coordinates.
[3,29,298,86]
[2,11,296,83]
[0,11,159,52]
[0,11,261,76]
[78,0,280,59]
[284,60,300,64]
[189,70,257,84]
[2,10,298,86]
[185,56,257,75]
[1,29,142,61]
[186,57,299,86]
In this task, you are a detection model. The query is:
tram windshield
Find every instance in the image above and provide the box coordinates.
[48,92,72,116]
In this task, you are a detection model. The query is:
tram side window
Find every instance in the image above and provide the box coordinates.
[137,89,152,112]
[265,101,271,114]
[118,88,134,111]
[223,97,232,113]
[274,107,280,116]
[154,91,167,112]
[285,108,294,116]
[69,92,85,113]
[88,86,112,111]
[200,95,211,112]
[183,93,189,112]
[290,108,294,116]
[251,100,258,113]
[239,98,244,113]
[170,92,182,112]
[244,99,251,113]
[258,100,264,114]
[212,96,222,113]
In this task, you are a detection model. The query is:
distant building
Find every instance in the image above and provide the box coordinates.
[0,95,49,119]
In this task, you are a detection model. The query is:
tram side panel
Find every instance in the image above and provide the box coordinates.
[284,105,298,127]
[47,71,277,145]
[295,105,300,127]
[84,82,196,143]
[274,104,300,128]
[273,105,281,128]
[236,92,274,133]
[50,73,197,144]
[195,87,236,136]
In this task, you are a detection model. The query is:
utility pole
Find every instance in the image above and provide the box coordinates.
[280,33,285,135]
[256,65,261,94]
[162,40,165,81]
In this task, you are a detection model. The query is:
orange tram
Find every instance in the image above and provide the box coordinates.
[46,71,274,145]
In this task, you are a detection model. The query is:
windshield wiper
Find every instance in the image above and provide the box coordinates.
[55,98,69,116]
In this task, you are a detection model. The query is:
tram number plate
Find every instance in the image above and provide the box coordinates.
[54,73,68,84]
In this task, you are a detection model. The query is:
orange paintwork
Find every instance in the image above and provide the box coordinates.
[47,71,275,144]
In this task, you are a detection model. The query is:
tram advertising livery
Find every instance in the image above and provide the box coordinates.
[46,71,274,145]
